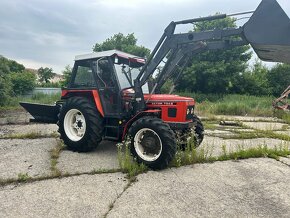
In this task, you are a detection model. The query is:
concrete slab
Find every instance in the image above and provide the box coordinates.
[200,136,289,157]
[58,140,119,174]
[214,115,282,122]
[243,122,287,131]
[0,124,58,137]
[276,130,290,136]
[279,157,290,166]
[0,173,127,218]
[0,111,31,125]
[205,129,238,138]
[108,158,290,218]
[0,138,57,180]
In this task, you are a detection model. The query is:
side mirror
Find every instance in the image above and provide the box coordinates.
[114,56,119,64]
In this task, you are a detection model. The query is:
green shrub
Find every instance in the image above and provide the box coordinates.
[9,71,36,95]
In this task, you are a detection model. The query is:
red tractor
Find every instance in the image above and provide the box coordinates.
[21,0,290,169]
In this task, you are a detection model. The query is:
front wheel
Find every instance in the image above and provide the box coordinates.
[176,115,204,150]
[192,115,204,147]
[128,117,176,170]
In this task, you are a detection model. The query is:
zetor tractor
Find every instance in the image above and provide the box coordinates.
[21,0,290,169]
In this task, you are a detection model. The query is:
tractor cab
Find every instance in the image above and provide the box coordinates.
[68,50,147,116]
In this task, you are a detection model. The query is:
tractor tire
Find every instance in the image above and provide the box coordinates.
[128,117,176,170]
[58,97,103,152]
[176,115,204,150]
[192,115,204,147]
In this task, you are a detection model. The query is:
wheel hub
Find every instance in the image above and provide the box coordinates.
[134,128,162,162]
[141,132,159,154]
[77,120,83,128]
[64,109,87,142]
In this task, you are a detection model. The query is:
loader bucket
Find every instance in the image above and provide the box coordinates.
[243,0,290,64]
[20,102,60,123]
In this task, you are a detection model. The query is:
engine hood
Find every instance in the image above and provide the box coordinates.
[144,94,194,103]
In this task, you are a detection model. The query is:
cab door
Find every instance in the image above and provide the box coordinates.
[92,58,121,116]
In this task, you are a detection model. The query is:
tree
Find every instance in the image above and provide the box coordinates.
[0,56,35,105]
[0,76,12,106]
[60,65,72,87]
[93,33,150,58]
[8,60,25,73]
[267,63,290,96]
[176,16,252,94]
[38,67,54,83]
[0,56,11,76]
[9,70,36,95]
[230,60,271,96]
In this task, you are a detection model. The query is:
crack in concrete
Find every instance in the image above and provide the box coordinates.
[277,159,290,167]
[103,177,137,218]
[0,169,122,187]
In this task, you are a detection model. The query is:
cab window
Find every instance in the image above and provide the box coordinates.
[72,60,96,88]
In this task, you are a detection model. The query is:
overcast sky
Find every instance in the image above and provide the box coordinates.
[0,0,289,73]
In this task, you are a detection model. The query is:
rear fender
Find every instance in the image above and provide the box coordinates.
[61,90,104,117]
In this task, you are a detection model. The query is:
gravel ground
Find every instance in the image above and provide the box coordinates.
[0,124,58,137]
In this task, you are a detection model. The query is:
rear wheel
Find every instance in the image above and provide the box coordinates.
[58,97,103,152]
[128,117,176,170]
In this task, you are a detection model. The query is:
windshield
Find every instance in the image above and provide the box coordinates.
[114,63,149,93]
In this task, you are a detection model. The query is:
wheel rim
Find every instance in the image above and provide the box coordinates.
[134,128,162,162]
[64,109,86,142]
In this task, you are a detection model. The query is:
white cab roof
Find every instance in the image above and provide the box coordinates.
[74,49,144,61]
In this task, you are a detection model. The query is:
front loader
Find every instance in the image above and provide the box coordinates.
[21,0,290,169]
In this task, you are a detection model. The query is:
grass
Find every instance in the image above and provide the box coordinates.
[274,110,290,124]
[0,131,59,139]
[116,133,290,177]
[178,93,276,117]
[17,173,31,182]
[50,140,66,177]
[0,93,60,113]
[0,167,121,187]
[210,128,290,141]
[171,142,290,168]
[216,144,290,162]
[117,140,148,179]
[230,129,290,141]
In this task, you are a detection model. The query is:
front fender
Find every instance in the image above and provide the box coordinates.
[122,109,161,140]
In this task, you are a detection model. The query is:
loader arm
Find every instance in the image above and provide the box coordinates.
[133,0,290,112]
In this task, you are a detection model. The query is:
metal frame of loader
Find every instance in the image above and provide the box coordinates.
[273,85,290,111]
